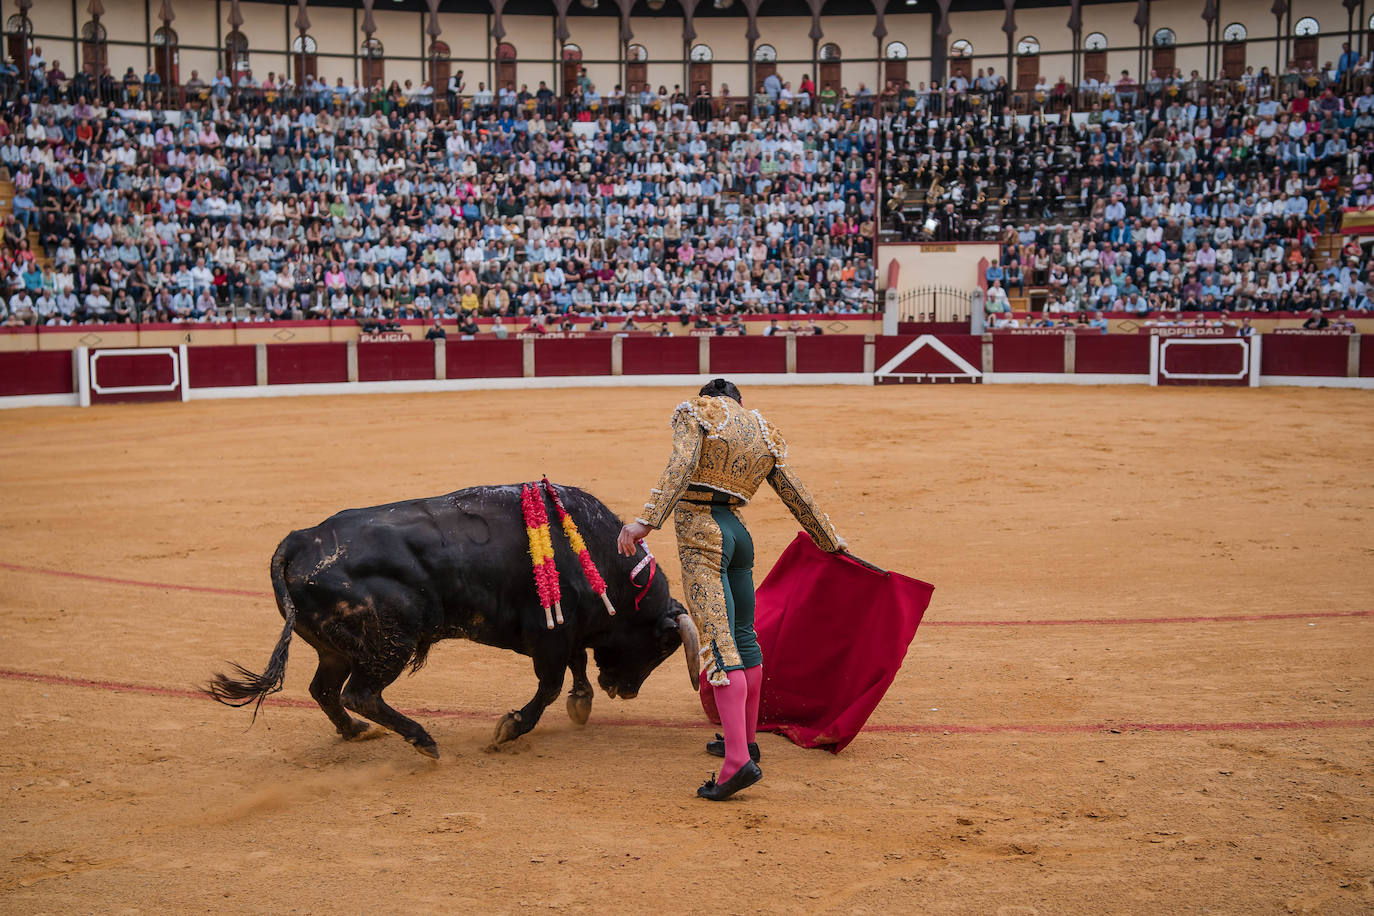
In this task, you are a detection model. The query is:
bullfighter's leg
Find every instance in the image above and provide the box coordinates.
[717,507,763,783]
[493,650,566,745]
[341,662,439,759]
[690,505,763,799]
[566,648,593,726]
[307,649,378,741]
[673,502,742,684]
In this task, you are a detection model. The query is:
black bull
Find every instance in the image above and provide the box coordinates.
[206,484,700,757]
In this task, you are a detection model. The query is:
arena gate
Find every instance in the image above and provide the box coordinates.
[893,286,974,325]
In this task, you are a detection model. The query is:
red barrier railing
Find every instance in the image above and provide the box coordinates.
[3,332,1368,406]
[1074,335,1151,376]
[622,337,699,376]
[186,346,255,389]
[1259,335,1350,379]
[446,339,523,379]
[0,351,75,396]
[266,342,348,386]
[990,334,1064,374]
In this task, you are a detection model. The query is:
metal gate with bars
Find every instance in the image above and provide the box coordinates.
[893,286,974,324]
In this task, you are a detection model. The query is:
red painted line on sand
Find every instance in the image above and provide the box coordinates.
[863,719,1374,735]
[1,667,1369,736]
[0,667,490,723]
[0,561,262,599]
[2,561,1368,629]
[925,610,1374,627]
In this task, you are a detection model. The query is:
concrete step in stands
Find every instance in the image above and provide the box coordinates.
[26,229,53,269]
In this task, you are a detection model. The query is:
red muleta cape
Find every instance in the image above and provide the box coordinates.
[699,532,934,753]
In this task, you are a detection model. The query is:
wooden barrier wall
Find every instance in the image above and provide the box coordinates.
[1,333,1370,408]
[0,316,886,353]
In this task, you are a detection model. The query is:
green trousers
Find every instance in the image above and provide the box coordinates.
[674,499,762,683]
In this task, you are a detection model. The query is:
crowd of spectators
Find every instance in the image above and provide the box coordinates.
[0,57,878,327]
[3,44,1374,327]
[878,46,1374,117]
[883,63,1374,313]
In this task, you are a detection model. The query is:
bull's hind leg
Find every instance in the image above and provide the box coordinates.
[308,651,379,742]
[341,661,439,759]
[566,649,593,726]
[493,652,566,745]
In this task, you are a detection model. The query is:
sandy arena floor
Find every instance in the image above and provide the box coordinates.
[0,385,1371,914]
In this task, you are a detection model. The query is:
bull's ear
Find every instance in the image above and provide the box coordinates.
[657,614,680,637]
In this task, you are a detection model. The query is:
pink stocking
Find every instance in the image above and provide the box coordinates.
[711,670,749,781]
[743,665,763,744]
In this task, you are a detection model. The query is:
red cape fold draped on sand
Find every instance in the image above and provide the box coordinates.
[698,533,934,753]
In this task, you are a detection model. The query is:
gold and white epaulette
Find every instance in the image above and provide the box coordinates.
[671,395,732,439]
[752,410,788,467]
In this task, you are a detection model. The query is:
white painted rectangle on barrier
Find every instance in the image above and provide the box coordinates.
[1154,337,1259,386]
[84,347,187,404]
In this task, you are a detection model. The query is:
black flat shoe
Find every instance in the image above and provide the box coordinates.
[696,761,763,801]
[706,733,761,762]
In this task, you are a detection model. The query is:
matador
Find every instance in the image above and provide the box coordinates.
[617,378,845,801]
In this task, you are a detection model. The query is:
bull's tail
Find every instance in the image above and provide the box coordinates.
[203,538,298,720]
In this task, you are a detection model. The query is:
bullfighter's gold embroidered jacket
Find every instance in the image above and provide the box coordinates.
[636,395,843,552]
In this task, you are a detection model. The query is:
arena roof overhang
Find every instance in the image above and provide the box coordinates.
[253,0,1131,19]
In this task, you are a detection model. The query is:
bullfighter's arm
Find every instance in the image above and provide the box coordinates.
[759,416,846,553]
[636,410,702,529]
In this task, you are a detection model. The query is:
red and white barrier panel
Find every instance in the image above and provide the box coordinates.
[176,335,870,401]
[1152,336,1258,388]
[0,350,81,407]
[0,333,1368,409]
[873,332,1373,389]
[83,346,189,405]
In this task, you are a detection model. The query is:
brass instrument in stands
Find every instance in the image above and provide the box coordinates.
[926,173,944,205]
[885,182,905,213]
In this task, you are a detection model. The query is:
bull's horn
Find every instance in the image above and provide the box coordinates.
[676,613,700,690]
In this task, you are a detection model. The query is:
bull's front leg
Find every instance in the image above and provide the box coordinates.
[492,649,567,746]
[566,648,593,726]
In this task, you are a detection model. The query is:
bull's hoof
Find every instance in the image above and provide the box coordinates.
[337,717,369,739]
[566,692,592,726]
[343,722,387,742]
[409,738,440,759]
[492,711,523,745]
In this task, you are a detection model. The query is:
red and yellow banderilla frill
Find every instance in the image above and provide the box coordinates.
[521,482,562,629]
[522,479,619,629]
[541,476,617,618]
